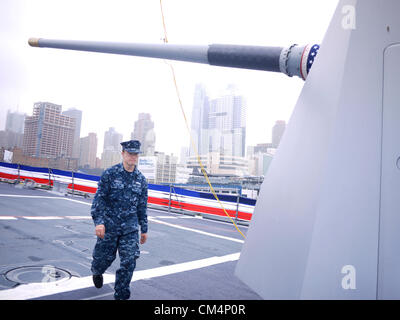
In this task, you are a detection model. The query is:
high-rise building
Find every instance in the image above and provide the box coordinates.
[154,152,178,185]
[22,102,76,159]
[208,85,246,157]
[79,132,98,168]
[0,130,23,150]
[101,127,123,169]
[62,108,82,159]
[138,152,178,184]
[190,83,210,156]
[131,113,155,156]
[0,110,26,150]
[188,84,247,176]
[272,120,286,148]
[103,127,123,152]
[190,84,246,157]
[6,110,25,134]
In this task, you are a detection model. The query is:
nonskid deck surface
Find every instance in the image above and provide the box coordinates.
[0,183,260,300]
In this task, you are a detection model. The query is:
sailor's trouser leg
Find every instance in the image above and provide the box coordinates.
[114,231,140,300]
[91,232,118,276]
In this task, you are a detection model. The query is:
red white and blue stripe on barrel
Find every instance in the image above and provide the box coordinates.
[0,162,255,221]
[300,44,320,80]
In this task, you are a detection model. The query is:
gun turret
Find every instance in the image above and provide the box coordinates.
[28,38,319,80]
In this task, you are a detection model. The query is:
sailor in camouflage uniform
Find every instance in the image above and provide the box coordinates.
[90,140,148,300]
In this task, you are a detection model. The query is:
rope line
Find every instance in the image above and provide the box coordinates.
[159,0,246,239]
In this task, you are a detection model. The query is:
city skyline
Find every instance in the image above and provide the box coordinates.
[0,84,285,161]
[0,81,286,163]
[1,97,284,176]
[0,0,338,159]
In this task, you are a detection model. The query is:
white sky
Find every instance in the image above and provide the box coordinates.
[0,0,339,159]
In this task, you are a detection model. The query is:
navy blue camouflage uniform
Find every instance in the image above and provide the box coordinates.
[91,152,148,300]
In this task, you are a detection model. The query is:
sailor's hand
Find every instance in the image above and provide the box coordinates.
[95,224,105,239]
[140,233,147,244]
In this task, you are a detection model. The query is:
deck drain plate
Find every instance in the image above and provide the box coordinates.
[5,266,72,284]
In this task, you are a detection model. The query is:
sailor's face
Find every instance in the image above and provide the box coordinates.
[122,150,139,166]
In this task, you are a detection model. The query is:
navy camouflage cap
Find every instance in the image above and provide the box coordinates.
[120,140,142,154]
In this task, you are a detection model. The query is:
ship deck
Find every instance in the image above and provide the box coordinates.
[0,183,260,300]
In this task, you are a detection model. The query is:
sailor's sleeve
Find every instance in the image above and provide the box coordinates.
[138,178,148,233]
[91,171,110,226]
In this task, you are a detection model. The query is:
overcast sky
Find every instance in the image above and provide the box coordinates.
[0,0,339,159]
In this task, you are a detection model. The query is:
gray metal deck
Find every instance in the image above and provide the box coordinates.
[0,183,260,300]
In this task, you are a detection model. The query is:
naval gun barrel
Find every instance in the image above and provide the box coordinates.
[28,38,319,80]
